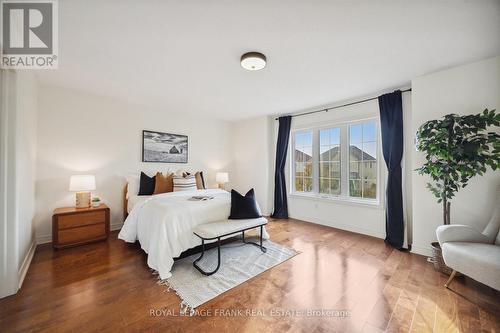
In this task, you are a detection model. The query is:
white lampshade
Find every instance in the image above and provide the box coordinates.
[69,175,96,192]
[215,172,229,184]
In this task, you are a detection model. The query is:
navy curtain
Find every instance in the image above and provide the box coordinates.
[378,91,404,249]
[271,116,292,219]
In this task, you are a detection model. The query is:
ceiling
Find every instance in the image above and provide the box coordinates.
[36,0,500,121]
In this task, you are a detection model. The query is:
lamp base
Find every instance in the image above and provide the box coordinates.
[75,192,91,208]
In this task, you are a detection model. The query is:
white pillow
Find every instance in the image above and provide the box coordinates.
[173,175,197,192]
[126,174,140,199]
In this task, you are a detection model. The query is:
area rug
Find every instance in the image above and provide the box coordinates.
[157,238,298,313]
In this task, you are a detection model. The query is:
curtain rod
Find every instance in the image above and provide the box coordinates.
[274,88,412,120]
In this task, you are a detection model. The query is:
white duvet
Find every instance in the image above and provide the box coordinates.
[118,189,269,279]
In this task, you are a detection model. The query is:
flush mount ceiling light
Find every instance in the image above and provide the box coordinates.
[240,52,266,71]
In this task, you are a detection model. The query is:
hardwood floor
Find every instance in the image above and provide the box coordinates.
[1,218,498,333]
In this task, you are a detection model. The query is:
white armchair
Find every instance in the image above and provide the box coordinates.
[436,192,500,290]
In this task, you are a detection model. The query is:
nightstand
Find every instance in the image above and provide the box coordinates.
[52,204,110,249]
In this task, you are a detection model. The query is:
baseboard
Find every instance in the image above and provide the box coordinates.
[290,214,385,239]
[410,244,432,257]
[18,240,36,289]
[36,234,52,245]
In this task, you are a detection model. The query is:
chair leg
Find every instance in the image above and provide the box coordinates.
[444,270,457,288]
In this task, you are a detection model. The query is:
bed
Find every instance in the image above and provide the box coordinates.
[118,187,269,279]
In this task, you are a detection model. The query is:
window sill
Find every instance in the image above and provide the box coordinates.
[288,192,382,209]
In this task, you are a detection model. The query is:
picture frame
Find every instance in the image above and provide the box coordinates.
[142,130,188,163]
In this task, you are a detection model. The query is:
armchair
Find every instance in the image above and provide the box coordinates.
[436,192,500,290]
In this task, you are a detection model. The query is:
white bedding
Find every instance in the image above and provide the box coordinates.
[127,194,151,213]
[118,189,269,279]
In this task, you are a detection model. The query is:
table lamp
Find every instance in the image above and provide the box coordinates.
[215,172,229,190]
[69,175,96,208]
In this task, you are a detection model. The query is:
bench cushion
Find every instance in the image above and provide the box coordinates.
[193,217,268,239]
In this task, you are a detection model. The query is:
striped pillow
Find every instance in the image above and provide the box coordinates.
[173,175,197,192]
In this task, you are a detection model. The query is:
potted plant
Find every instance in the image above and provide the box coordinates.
[415,109,499,274]
[92,196,101,208]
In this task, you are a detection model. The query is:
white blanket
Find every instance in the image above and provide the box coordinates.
[118,189,269,279]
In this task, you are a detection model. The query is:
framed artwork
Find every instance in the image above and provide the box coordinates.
[142,130,188,163]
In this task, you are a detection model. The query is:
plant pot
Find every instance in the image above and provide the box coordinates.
[428,242,454,275]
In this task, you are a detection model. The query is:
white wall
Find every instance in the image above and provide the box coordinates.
[230,116,273,215]
[35,85,234,243]
[0,70,38,298]
[411,56,500,256]
[15,72,38,273]
[282,94,412,240]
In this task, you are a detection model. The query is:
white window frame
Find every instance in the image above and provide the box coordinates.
[290,117,381,206]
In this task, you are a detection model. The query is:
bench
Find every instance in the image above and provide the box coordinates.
[192,217,268,276]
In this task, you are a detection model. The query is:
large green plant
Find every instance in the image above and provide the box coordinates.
[416,109,499,225]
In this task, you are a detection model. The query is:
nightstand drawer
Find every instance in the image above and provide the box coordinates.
[58,223,106,244]
[58,210,106,229]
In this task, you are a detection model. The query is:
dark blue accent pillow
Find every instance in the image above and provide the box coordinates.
[138,172,156,195]
[228,188,261,219]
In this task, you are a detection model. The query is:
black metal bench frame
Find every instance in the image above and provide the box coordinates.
[192,223,267,276]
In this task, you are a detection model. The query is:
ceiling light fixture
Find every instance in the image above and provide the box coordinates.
[240,52,266,71]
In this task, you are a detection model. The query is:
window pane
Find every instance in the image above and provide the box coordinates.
[331,128,340,145]
[349,121,377,199]
[349,144,362,161]
[295,150,303,162]
[319,162,329,178]
[362,142,377,161]
[349,162,361,179]
[318,127,341,195]
[329,145,340,161]
[296,132,312,146]
[363,180,377,199]
[363,122,376,142]
[301,147,312,160]
[349,124,362,144]
[304,178,313,192]
[319,148,330,161]
[330,162,340,178]
[319,178,330,194]
[295,177,304,191]
[294,131,313,193]
[349,180,362,197]
[304,162,313,177]
[331,179,340,195]
[361,161,376,179]
[295,162,304,175]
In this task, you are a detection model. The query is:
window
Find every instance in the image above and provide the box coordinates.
[293,131,313,192]
[349,122,377,199]
[291,119,379,202]
[319,128,341,195]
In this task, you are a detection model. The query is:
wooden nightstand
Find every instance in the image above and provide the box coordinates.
[52,204,110,249]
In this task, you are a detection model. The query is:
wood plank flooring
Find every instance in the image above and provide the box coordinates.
[0,218,498,332]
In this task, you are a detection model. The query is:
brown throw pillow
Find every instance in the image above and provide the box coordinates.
[153,172,174,194]
[195,171,205,190]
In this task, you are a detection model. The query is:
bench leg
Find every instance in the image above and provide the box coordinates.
[193,237,221,276]
[241,225,267,253]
